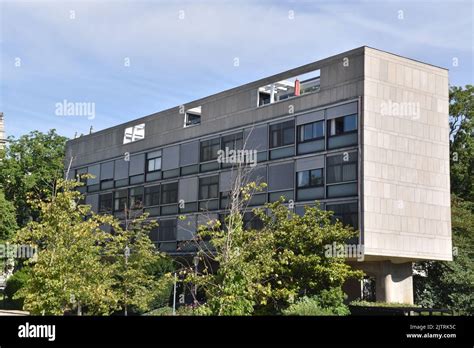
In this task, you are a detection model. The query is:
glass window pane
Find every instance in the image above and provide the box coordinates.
[299,126,305,142]
[313,121,324,138]
[297,171,309,188]
[283,127,294,145]
[342,163,357,181]
[344,114,357,132]
[310,169,323,186]
[335,118,344,135]
[304,124,312,141]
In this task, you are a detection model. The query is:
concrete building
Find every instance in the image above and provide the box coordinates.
[65,46,452,304]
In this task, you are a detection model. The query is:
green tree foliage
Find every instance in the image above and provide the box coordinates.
[282,288,349,316]
[449,85,473,201]
[13,178,171,315]
[0,130,68,227]
[4,267,30,309]
[0,189,18,241]
[184,182,363,316]
[254,201,363,314]
[414,196,474,314]
[104,213,174,315]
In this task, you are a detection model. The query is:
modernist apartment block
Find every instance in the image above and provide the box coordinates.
[65,46,452,304]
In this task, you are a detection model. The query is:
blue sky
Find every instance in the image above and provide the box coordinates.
[1,0,473,139]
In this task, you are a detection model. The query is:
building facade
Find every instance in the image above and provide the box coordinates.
[65,46,452,304]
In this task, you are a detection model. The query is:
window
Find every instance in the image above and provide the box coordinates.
[326,202,358,229]
[243,212,264,230]
[298,120,324,142]
[328,114,357,136]
[145,185,160,206]
[297,169,324,188]
[199,176,219,200]
[269,120,294,148]
[147,151,162,172]
[114,189,128,211]
[123,123,145,144]
[185,106,201,127]
[75,168,87,185]
[327,152,357,183]
[161,182,178,204]
[200,138,220,162]
[129,187,144,209]
[221,133,243,151]
[185,113,201,126]
[158,219,177,241]
[99,193,113,213]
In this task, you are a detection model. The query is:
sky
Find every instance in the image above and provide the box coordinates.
[1,0,473,139]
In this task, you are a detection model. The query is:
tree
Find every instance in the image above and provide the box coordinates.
[182,162,363,315]
[104,210,173,315]
[0,189,17,241]
[0,129,68,227]
[449,85,473,201]
[254,200,363,314]
[13,179,119,315]
[13,178,172,315]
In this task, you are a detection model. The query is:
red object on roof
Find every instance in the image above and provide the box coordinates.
[294,79,300,96]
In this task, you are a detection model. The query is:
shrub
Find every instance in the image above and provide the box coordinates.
[283,288,350,316]
[282,297,336,316]
[143,307,174,316]
[4,268,30,309]
[349,300,421,308]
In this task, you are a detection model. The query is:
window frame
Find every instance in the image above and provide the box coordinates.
[146,151,162,173]
[298,120,325,143]
[185,112,201,127]
[269,120,295,149]
[98,193,113,213]
[144,185,160,207]
[129,187,144,210]
[326,152,358,184]
[296,168,324,188]
[327,114,358,137]
[199,175,219,200]
[114,189,128,212]
[161,182,178,205]
[200,138,221,162]
[123,123,145,144]
[221,132,243,151]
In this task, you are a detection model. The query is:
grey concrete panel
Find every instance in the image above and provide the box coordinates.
[243,124,268,152]
[180,141,199,166]
[100,161,114,180]
[178,176,198,202]
[162,145,180,170]
[87,164,100,185]
[296,110,325,126]
[114,158,129,180]
[268,162,294,191]
[326,101,358,120]
[129,154,145,176]
[296,155,325,172]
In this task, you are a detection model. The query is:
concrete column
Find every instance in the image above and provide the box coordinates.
[376,261,413,304]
